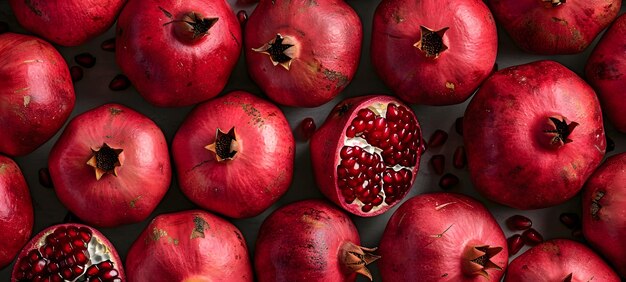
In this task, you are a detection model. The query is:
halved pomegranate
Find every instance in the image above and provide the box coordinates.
[11,224,125,281]
[310,95,424,216]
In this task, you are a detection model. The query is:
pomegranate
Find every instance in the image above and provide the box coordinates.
[378,193,508,281]
[172,91,294,218]
[0,33,75,157]
[255,199,379,281]
[125,210,253,282]
[116,0,241,107]
[310,95,423,216]
[371,0,497,105]
[464,60,605,209]
[582,152,626,277]
[505,239,620,281]
[487,0,621,55]
[585,14,626,133]
[48,104,171,227]
[11,224,125,281]
[244,0,362,107]
[8,0,126,46]
[0,155,33,269]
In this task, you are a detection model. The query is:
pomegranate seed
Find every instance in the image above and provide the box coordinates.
[74,53,96,68]
[101,38,116,52]
[69,66,83,82]
[237,10,248,25]
[109,74,131,91]
[39,167,53,188]
[429,155,445,175]
[298,117,316,141]
[571,229,583,238]
[521,228,543,245]
[506,215,532,231]
[559,213,580,229]
[452,146,466,169]
[438,173,459,190]
[86,265,99,276]
[507,234,524,256]
[427,129,448,148]
[455,117,463,135]
[0,21,8,34]
[606,135,614,152]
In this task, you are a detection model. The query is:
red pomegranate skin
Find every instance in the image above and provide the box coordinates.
[0,155,33,269]
[582,152,626,278]
[310,95,423,217]
[126,210,253,282]
[255,199,376,282]
[487,0,621,55]
[585,14,626,133]
[464,60,605,209]
[505,239,620,281]
[116,0,242,107]
[244,0,362,107]
[172,91,294,218]
[49,104,171,227]
[8,0,126,46]
[0,33,75,157]
[379,193,508,281]
[371,0,497,105]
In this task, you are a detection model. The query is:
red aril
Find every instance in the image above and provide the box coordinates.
[298,117,317,141]
[11,224,125,281]
[0,33,75,157]
[100,38,115,52]
[126,210,253,281]
[507,234,524,256]
[108,74,131,91]
[506,215,532,231]
[559,213,580,229]
[49,104,171,227]
[453,146,466,169]
[521,228,543,246]
[74,53,96,68]
[427,130,448,149]
[464,60,605,209]
[378,193,508,281]
[310,95,424,216]
[438,173,459,190]
[430,154,445,175]
[70,66,84,83]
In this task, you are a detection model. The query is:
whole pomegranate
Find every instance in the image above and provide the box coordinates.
[371,0,497,105]
[582,152,626,278]
[116,0,241,107]
[464,60,605,209]
[487,0,621,55]
[378,193,508,281]
[585,14,626,133]
[172,91,294,218]
[0,33,75,157]
[255,199,379,281]
[244,0,362,107]
[125,210,253,282]
[49,104,171,227]
[505,239,619,281]
[0,155,33,270]
[8,0,126,46]
[11,224,125,281]
[310,95,424,216]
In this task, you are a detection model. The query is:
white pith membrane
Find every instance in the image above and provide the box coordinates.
[337,102,419,213]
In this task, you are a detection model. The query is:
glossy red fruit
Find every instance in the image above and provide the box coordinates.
[310,95,424,217]
[255,199,379,281]
[582,152,626,278]
[464,60,605,209]
[379,193,508,281]
[506,215,532,231]
[126,210,253,282]
[0,156,33,269]
[487,0,620,55]
[173,91,294,218]
[8,0,126,46]
[49,104,171,227]
[244,0,362,107]
[585,14,626,133]
[116,0,241,107]
[371,0,497,105]
[505,239,619,281]
[11,224,125,281]
[0,33,75,157]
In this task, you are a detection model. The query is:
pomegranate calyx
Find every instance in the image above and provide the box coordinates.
[252,34,297,70]
[170,12,218,44]
[86,143,123,180]
[340,242,381,281]
[542,0,566,7]
[414,26,449,58]
[542,116,578,148]
[461,245,503,278]
[590,190,605,220]
[563,273,573,282]
[205,127,239,162]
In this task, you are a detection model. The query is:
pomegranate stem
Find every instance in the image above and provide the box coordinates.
[252,34,297,70]
[205,127,239,162]
[542,115,578,149]
[340,242,380,281]
[414,26,449,58]
[170,12,218,44]
[461,245,503,278]
[86,143,123,180]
